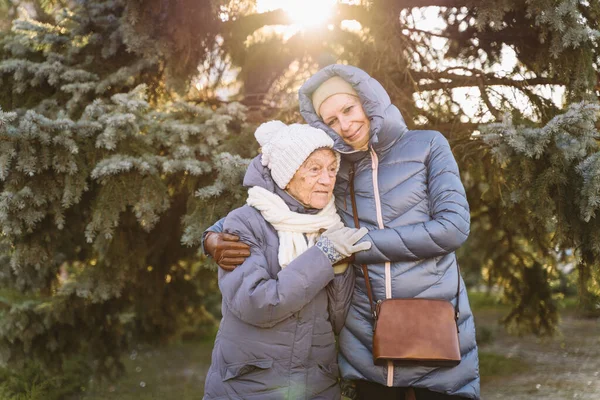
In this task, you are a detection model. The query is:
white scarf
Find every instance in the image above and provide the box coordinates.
[246,186,341,268]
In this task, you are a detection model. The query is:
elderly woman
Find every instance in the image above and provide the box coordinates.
[202,121,371,400]
[204,65,480,400]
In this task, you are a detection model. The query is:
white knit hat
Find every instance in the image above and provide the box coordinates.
[255,121,340,189]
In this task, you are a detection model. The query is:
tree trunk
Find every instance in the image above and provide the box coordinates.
[578,253,597,316]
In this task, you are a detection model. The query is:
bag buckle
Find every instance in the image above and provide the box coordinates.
[373,299,382,320]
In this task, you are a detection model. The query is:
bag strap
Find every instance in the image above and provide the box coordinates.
[456,265,461,322]
[348,164,462,326]
[348,165,377,320]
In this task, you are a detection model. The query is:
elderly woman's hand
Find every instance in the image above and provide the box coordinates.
[315,222,371,265]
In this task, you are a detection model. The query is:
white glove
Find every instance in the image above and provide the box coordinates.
[315,222,372,264]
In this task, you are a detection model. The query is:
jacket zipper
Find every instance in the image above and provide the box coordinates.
[369,147,394,387]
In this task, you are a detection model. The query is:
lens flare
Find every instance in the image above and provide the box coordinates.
[257,0,337,28]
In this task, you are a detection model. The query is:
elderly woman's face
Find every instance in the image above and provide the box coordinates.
[319,93,370,151]
[286,148,337,209]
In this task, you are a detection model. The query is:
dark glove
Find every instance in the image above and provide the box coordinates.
[204,232,251,272]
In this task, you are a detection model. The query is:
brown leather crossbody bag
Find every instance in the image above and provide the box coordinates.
[348,165,461,367]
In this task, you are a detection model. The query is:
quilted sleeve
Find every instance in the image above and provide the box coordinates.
[218,208,335,328]
[355,133,470,264]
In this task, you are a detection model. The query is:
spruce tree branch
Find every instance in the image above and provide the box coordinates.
[223,9,292,40]
[478,81,500,120]
[455,25,542,44]
[402,26,454,39]
[519,86,560,122]
[384,0,468,8]
[418,122,479,135]
[414,105,479,135]
[334,4,372,26]
[224,4,373,38]
[224,1,467,40]
[415,73,560,91]
[487,87,514,114]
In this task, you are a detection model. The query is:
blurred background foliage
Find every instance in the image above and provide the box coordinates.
[0,0,599,397]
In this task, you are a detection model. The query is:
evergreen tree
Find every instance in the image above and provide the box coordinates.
[0,0,253,384]
[2,2,600,393]
[128,0,600,334]
[478,102,600,329]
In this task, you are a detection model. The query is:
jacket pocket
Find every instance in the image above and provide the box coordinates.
[223,359,273,382]
[317,362,339,380]
[307,362,340,396]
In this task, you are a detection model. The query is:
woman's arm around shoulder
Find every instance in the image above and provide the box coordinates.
[200,218,225,256]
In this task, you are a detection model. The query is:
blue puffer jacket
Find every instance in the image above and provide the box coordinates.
[298,65,480,399]
[203,156,355,400]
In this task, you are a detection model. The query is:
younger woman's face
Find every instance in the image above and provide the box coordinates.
[286,148,338,209]
[319,93,370,151]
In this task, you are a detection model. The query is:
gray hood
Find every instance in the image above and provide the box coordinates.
[298,64,408,159]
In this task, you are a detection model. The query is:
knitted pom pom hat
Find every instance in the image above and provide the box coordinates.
[254,121,340,189]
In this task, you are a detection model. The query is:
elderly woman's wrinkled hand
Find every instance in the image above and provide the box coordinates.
[315,222,371,265]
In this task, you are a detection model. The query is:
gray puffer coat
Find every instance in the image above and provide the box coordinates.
[203,156,355,400]
[298,64,480,399]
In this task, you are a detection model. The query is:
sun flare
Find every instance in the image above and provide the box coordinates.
[257,0,337,28]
